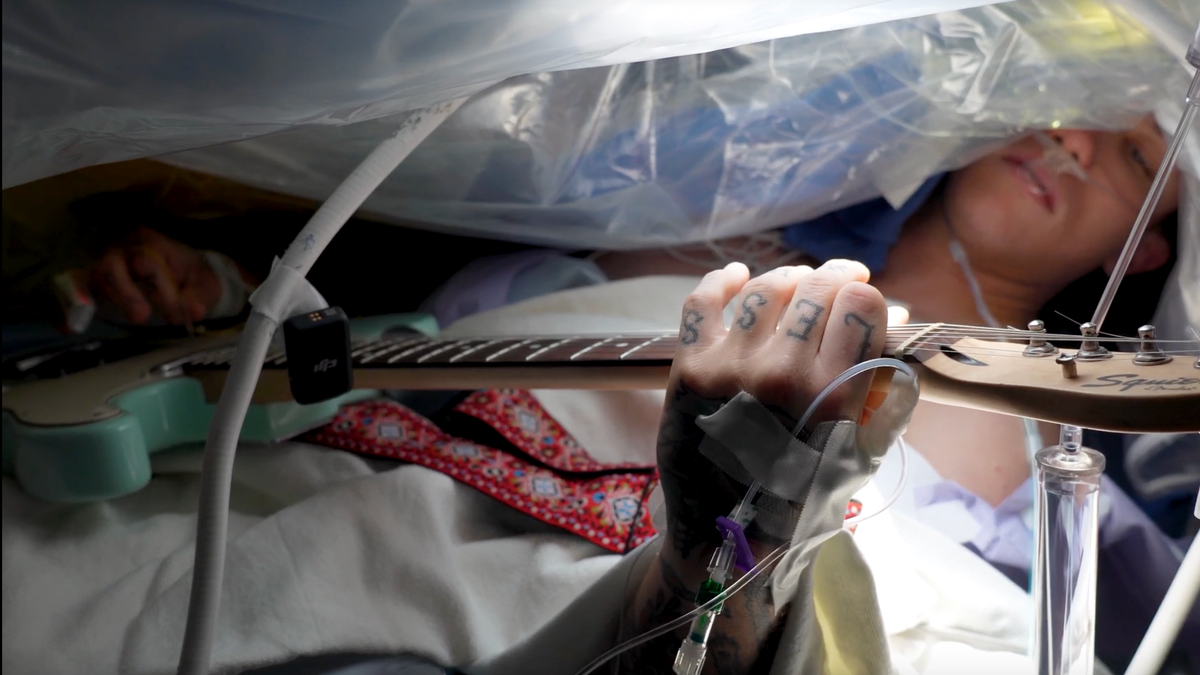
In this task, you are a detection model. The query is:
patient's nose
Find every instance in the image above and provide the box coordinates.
[1049,130,1097,169]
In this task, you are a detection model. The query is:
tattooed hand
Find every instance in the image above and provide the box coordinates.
[659,259,888,556]
[620,260,891,674]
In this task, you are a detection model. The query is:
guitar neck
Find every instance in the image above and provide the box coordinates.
[180,327,938,397]
[162,322,1200,433]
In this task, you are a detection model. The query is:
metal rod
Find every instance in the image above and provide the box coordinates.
[1090,68,1200,332]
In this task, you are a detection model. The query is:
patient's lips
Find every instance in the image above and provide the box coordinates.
[1003,153,1057,214]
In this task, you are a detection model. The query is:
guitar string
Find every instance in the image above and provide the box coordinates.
[188,344,1200,368]
[343,341,1200,363]
[338,320,1197,343]
[256,330,1200,354]
[184,326,1200,366]
[340,327,1199,346]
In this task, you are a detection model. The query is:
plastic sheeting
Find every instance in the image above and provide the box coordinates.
[147,0,1196,250]
[2,1,1197,255]
[2,0,1009,189]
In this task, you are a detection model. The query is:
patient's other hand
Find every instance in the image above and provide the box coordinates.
[655,260,890,561]
[74,227,230,326]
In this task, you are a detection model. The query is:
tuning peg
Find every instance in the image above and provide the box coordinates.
[1023,320,1057,357]
[1075,322,1112,361]
[1133,325,1172,366]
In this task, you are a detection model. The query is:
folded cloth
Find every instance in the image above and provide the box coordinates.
[302,392,658,554]
[420,252,608,329]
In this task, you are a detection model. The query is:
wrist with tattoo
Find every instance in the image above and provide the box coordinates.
[619,524,789,675]
[617,381,799,674]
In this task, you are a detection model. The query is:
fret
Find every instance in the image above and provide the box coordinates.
[386,341,444,364]
[416,339,477,363]
[359,337,431,364]
[572,337,660,362]
[449,338,505,363]
[349,336,387,352]
[367,337,432,362]
[536,339,598,362]
[620,336,665,359]
[485,338,575,364]
[349,341,379,358]
[485,338,534,362]
[526,337,577,361]
[352,340,392,359]
[569,337,616,360]
[891,323,943,358]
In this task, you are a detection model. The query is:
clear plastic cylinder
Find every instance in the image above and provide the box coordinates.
[1031,426,1105,675]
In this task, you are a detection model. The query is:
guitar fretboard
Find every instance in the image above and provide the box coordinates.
[151,325,1200,435]
[180,334,681,372]
[175,326,943,374]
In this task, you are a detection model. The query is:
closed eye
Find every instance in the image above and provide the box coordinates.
[1129,142,1154,178]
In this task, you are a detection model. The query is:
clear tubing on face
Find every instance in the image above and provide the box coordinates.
[1030,131,1140,215]
[1090,68,1200,331]
[1031,426,1105,675]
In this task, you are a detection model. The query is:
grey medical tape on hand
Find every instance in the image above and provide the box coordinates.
[696,393,823,504]
[696,398,852,544]
[692,360,919,608]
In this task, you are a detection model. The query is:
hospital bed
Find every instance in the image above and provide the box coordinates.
[3,1,1200,674]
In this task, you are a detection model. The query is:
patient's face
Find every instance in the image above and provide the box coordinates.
[944,115,1180,281]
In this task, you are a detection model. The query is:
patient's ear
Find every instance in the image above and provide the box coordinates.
[1102,227,1169,276]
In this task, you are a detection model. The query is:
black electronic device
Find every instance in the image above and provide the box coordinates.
[281,306,353,404]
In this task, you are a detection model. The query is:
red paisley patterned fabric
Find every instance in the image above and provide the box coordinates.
[302,391,658,554]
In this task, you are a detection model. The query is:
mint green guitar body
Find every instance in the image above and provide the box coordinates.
[1,314,437,503]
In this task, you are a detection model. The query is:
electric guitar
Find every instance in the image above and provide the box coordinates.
[3,317,1198,504]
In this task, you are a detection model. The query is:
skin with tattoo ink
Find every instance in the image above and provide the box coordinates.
[621,260,889,674]
[785,299,824,342]
[681,310,704,346]
[843,313,875,362]
[737,293,768,330]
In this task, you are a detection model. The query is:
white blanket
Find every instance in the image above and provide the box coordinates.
[2,275,1032,674]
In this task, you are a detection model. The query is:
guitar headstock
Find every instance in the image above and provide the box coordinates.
[898,323,1200,433]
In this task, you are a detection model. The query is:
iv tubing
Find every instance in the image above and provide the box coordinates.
[1090,67,1200,332]
[175,96,468,675]
[1124,486,1200,675]
[573,358,916,675]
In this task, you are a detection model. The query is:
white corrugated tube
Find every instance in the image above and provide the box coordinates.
[175,96,469,675]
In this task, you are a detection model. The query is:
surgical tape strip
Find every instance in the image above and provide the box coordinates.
[696,392,823,505]
[694,375,917,591]
[247,256,328,325]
